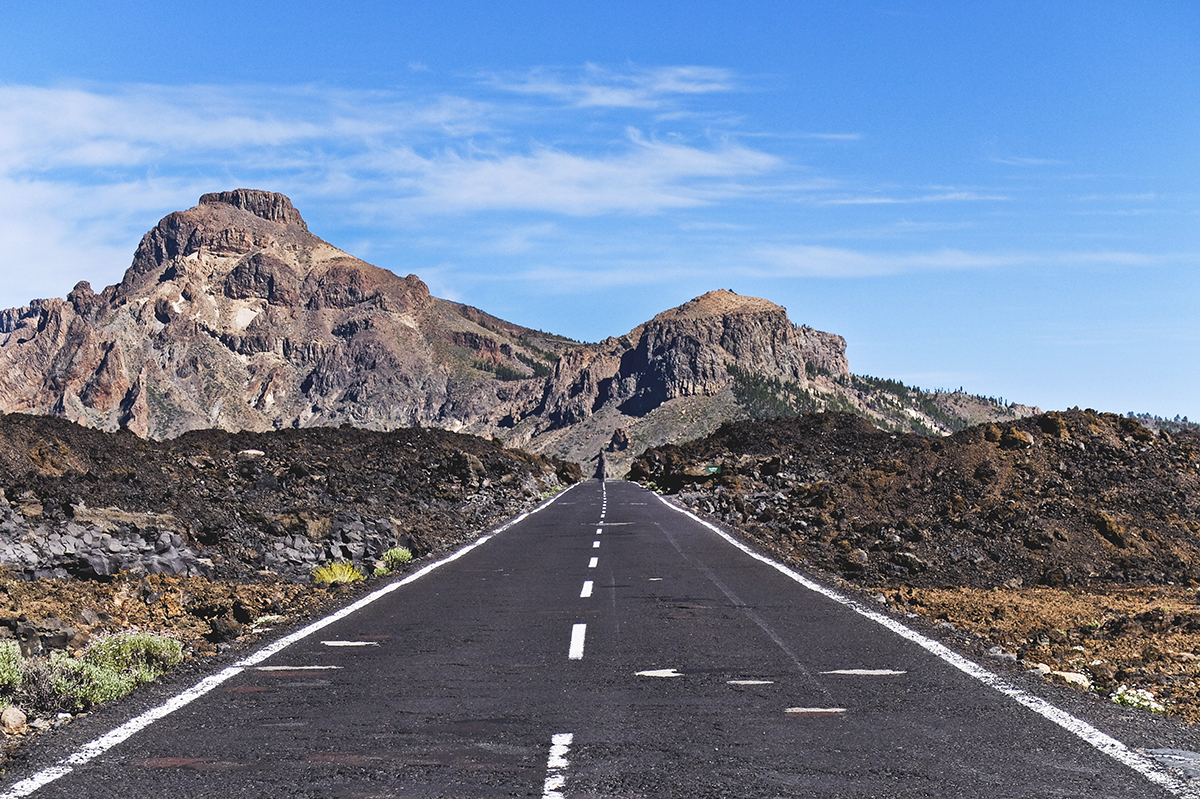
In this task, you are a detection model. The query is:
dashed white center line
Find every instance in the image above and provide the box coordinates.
[728,679,774,685]
[568,624,587,660]
[595,527,602,535]
[588,557,598,568]
[320,641,379,647]
[822,669,907,676]
[636,668,682,678]
[786,707,847,716]
[542,732,574,799]
[580,580,593,598]
[592,540,600,548]
[255,666,343,671]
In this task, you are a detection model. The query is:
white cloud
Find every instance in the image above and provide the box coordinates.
[484,64,737,108]
[990,156,1066,166]
[394,131,779,215]
[0,77,790,307]
[820,191,1007,206]
[753,244,1157,278]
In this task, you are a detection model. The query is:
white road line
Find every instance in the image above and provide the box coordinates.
[542,732,574,799]
[592,540,600,548]
[655,493,1200,798]
[580,580,594,598]
[729,679,774,685]
[0,485,580,799]
[596,527,602,535]
[786,707,847,716]
[823,669,906,676]
[569,624,587,660]
[321,641,378,647]
[588,556,598,568]
[636,668,682,677]
[255,666,343,671]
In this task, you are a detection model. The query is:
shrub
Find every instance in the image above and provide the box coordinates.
[49,653,136,711]
[0,641,21,693]
[1110,684,1167,713]
[311,561,364,585]
[382,547,413,570]
[83,631,184,677]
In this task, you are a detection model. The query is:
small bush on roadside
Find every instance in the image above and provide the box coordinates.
[311,561,364,585]
[83,630,184,677]
[1,631,187,713]
[382,547,413,570]
[1110,684,1167,713]
[0,642,22,692]
[49,653,136,711]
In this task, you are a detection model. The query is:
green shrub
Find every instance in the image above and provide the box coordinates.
[49,652,136,710]
[383,547,413,570]
[311,561,364,585]
[0,641,21,693]
[83,631,184,676]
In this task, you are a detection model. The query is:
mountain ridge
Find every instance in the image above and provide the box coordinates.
[0,190,1034,466]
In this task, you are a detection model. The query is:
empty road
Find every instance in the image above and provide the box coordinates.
[2,480,1193,798]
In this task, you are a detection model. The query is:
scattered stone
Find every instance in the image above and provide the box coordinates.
[1049,671,1092,689]
[1,707,27,735]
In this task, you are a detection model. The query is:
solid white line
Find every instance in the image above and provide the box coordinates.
[654,493,1199,798]
[0,485,580,799]
[568,624,587,660]
[588,557,598,568]
[580,580,593,598]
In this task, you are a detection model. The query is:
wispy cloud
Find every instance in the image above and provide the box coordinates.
[820,191,1007,205]
[390,130,780,215]
[0,75,789,305]
[754,244,1157,278]
[484,64,737,108]
[991,156,1066,166]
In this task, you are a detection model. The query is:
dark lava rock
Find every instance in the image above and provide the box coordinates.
[630,409,1200,590]
[0,414,579,583]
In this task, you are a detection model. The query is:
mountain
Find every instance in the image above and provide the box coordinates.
[0,190,1033,467]
[0,190,572,440]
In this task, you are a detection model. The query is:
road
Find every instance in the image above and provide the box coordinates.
[2,480,1194,798]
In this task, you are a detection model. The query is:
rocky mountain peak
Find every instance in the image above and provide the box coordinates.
[650,289,781,323]
[198,189,308,230]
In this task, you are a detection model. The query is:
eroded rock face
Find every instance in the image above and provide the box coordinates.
[0,190,557,439]
[530,290,847,428]
[0,190,1024,467]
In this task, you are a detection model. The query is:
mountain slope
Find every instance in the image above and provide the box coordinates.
[0,190,1032,464]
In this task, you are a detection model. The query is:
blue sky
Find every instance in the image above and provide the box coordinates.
[1,1,1196,419]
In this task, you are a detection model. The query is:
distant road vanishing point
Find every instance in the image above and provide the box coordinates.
[2,481,1194,798]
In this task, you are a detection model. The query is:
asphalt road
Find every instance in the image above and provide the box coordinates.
[2,480,1194,798]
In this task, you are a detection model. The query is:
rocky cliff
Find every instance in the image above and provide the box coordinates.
[0,190,1030,466]
[0,191,568,440]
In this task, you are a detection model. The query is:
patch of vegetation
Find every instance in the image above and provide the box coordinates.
[375,546,414,576]
[516,352,553,377]
[1110,684,1167,713]
[0,632,184,713]
[728,364,819,420]
[311,561,364,585]
[473,360,529,381]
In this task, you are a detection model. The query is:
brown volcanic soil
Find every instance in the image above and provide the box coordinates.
[630,409,1200,721]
